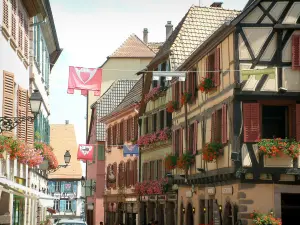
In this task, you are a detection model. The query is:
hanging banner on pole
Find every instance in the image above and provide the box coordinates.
[67,66,102,96]
[77,144,94,161]
[123,145,139,157]
[152,71,186,81]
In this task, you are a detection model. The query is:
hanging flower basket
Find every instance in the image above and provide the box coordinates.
[201,142,223,162]
[164,154,178,170]
[251,210,282,225]
[258,138,300,159]
[135,178,169,195]
[177,152,195,170]
[39,159,49,170]
[180,92,192,105]
[199,77,214,93]
[166,101,179,113]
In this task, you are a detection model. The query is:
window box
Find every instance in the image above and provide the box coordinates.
[166,101,179,113]
[199,77,215,93]
[201,142,223,163]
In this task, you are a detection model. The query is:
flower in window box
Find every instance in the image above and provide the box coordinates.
[198,77,214,93]
[166,101,179,113]
[177,152,195,170]
[201,142,223,162]
[251,210,282,225]
[165,154,178,170]
[180,92,192,105]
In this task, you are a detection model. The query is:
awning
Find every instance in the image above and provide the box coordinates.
[0,177,57,206]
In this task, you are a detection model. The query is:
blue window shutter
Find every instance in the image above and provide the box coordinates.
[60,200,66,212]
[48,181,55,193]
[61,181,65,193]
[73,182,77,193]
[72,200,77,212]
[37,25,40,66]
[166,60,170,71]
[158,64,162,71]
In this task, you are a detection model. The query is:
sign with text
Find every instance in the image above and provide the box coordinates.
[152,71,186,81]
[207,187,216,195]
[222,186,233,195]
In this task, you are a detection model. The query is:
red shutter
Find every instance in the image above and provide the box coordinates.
[110,127,113,146]
[206,57,209,78]
[296,104,300,141]
[126,161,129,187]
[172,130,175,154]
[186,72,189,92]
[113,163,117,189]
[178,82,182,108]
[134,116,138,140]
[116,123,120,145]
[292,35,300,70]
[214,48,221,86]
[131,117,135,140]
[124,120,128,142]
[133,159,137,185]
[193,121,198,155]
[243,103,261,142]
[107,164,111,189]
[179,128,183,156]
[172,83,176,101]
[191,72,195,100]
[211,111,215,142]
[222,104,227,144]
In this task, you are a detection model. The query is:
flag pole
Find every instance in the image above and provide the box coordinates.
[85,91,89,222]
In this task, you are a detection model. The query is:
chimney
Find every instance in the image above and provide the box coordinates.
[165,21,173,40]
[143,28,148,44]
[210,2,223,7]
[65,120,69,125]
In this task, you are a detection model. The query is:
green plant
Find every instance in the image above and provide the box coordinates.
[164,154,178,170]
[199,77,214,93]
[166,101,179,113]
[180,92,192,104]
[177,152,195,170]
[201,142,223,162]
[251,210,281,225]
[34,131,41,140]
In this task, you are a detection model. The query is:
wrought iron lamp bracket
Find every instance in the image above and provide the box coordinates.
[47,164,69,174]
[0,116,35,133]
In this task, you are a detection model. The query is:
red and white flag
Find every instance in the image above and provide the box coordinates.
[77,144,94,161]
[67,66,102,96]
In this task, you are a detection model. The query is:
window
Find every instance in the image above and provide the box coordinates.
[174,129,182,156]
[112,124,117,145]
[55,182,60,192]
[262,106,288,139]
[292,35,300,70]
[211,109,222,143]
[152,80,158,88]
[157,160,163,180]
[54,200,59,211]
[134,116,138,140]
[187,69,198,101]
[143,163,148,181]
[150,161,155,180]
[207,53,215,79]
[127,117,132,141]
[206,48,220,86]
[159,110,165,130]
[144,117,149,134]
[188,123,194,153]
[153,114,157,132]
[167,112,172,128]
[66,200,72,211]
[107,126,112,146]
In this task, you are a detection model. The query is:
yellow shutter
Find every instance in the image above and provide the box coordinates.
[24,17,29,61]
[2,72,15,137]
[11,0,18,46]
[26,95,34,145]
[2,0,9,34]
[17,87,27,141]
[18,9,24,53]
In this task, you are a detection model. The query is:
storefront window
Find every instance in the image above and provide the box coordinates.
[12,196,24,225]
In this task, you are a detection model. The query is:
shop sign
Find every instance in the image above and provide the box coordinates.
[149,195,157,201]
[157,195,166,201]
[167,194,177,201]
[207,187,215,195]
[140,196,148,202]
[222,186,233,195]
[125,197,137,202]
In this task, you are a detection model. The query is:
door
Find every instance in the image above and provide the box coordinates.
[281,193,300,225]
[186,203,194,225]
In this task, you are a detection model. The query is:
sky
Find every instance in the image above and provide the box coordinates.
[49,0,248,145]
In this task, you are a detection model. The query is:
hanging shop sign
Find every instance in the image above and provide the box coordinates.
[157,195,166,201]
[222,186,233,195]
[207,187,216,195]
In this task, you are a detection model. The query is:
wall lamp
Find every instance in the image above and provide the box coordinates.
[182,207,185,214]
[0,90,42,133]
[48,150,71,173]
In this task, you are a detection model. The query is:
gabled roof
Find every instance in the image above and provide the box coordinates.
[90,80,137,141]
[101,77,143,122]
[110,34,156,58]
[149,5,240,70]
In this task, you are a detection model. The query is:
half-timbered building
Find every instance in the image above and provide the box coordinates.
[171,1,300,225]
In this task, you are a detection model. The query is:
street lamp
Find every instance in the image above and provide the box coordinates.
[0,89,43,133]
[48,150,72,173]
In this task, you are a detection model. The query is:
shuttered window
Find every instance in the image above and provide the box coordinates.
[119,121,124,144]
[206,48,221,87]
[187,70,198,102]
[118,162,125,188]
[150,161,155,180]
[173,128,183,156]
[2,0,9,32]
[116,123,120,145]
[126,160,131,187]
[152,113,157,132]
[17,87,27,141]
[144,117,148,135]
[296,104,300,142]
[222,104,227,144]
[112,124,117,145]
[127,117,132,141]
[131,116,135,140]
[106,164,111,189]
[107,126,112,147]
[18,9,24,52]
[292,35,300,70]
[3,72,15,136]
[112,162,117,189]
[157,160,163,180]
[26,96,34,145]
[243,103,260,142]
[211,109,222,143]
[123,120,127,143]
[159,110,165,130]
[188,123,194,153]
[11,0,17,43]
[134,116,138,140]
[133,159,138,185]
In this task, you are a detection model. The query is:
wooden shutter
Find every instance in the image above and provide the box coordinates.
[131,117,135,140]
[296,104,300,141]
[116,123,120,144]
[243,103,260,142]
[222,104,227,144]
[134,116,138,140]
[292,35,300,70]
[211,111,216,142]
[123,120,127,142]
[172,130,175,154]
[17,87,27,141]
[133,159,137,185]
[11,0,17,43]
[172,82,176,101]
[3,72,15,136]
[214,48,221,86]
[186,72,190,92]
[127,117,131,141]
[113,162,117,189]
[206,57,209,78]
[193,121,198,155]
[24,17,29,61]
[26,95,34,145]
[2,0,9,32]
[106,164,111,189]
[18,9,24,53]
[126,161,130,187]
[178,82,182,108]
[191,72,195,100]
[179,128,183,156]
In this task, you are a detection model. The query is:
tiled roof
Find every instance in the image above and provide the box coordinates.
[110,34,155,58]
[93,80,137,141]
[151,6,241,70]
[147,42,164,53]
[49,124,82,180]
[107,77,143,116]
